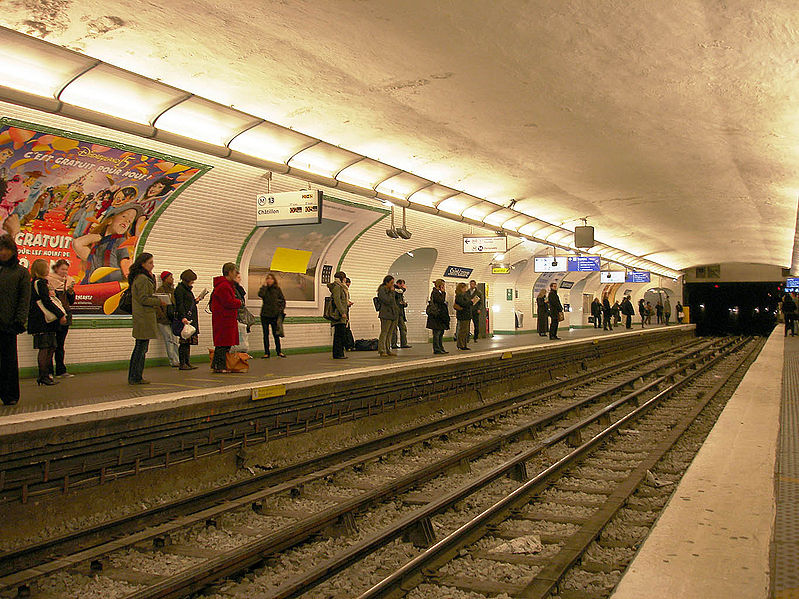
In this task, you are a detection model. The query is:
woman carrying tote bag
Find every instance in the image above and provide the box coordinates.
[28,259,66,386]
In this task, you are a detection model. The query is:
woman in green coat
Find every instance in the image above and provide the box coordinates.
[128,252,165,385]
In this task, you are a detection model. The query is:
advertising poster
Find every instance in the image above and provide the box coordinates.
[0,118,211,315]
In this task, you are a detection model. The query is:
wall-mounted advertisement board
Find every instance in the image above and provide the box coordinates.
[256,190,322,227]
[463,235,507,253]
[534,256,568,272]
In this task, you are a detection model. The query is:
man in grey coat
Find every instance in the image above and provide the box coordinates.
[377,275,399,357]
[391,279,411,349]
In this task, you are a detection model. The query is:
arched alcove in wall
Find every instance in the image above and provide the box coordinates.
[387,247,439,343]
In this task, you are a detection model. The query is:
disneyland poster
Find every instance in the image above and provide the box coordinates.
[0,118,211,316]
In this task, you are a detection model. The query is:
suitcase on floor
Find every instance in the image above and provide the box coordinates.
[354,338,378,351]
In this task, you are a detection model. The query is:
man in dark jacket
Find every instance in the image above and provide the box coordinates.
[602,293,613,331]
[327,271,349,359]
[591,297,602,328]
[620,296,635,329]
[210,262,242,372]
[0,234,31,405]
[467,280,485,342]
[391,279,411,349]
[548,282,563,340]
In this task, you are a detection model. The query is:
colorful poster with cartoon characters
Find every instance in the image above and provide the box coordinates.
[0,118,211,315]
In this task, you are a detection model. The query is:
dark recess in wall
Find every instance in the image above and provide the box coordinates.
[685,282,781,336]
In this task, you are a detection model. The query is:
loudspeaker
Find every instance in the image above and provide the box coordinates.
[575,226,594,248]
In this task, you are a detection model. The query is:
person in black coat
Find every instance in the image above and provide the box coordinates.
[454,282,473,350]
[782,293,797,337]
[536,289,549,336]
[638,299,647,328]
[426,279,450,354]
[28,259,65,386]
[258,272,287,358]
[548,283,563,340]
[620,296,634,329]
[602,293,613,331]
[0,234,31,405]
[591,297,602,328]
[174,269,206,369]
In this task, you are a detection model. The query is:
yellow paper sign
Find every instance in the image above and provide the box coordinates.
[270,247,312,274]
[501,351,513,360]
[251,384,287,401]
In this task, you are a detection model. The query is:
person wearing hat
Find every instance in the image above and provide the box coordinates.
[73,202,143,284]
[155,270,179,367]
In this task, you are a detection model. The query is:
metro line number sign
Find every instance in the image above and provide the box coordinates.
[256,190,323,227]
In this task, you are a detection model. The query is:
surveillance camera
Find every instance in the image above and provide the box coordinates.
[396,228,412,239]
[386,228,399,239]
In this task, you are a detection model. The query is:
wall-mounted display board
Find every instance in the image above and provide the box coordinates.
[256,190,322,227]
[463,235,507,253]
[601,271,626,283]
[567,256,600,271]
[534,256,568,272]
[626,271,651,283]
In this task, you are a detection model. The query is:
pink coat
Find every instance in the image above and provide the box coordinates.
[211,276,241,347]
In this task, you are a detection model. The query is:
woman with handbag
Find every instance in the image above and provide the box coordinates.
[47,260,76,378]
[28,259,66,386]
[173,269,204,370]
[258,272,286,358]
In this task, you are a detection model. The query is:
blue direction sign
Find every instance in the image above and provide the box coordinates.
[786,277,799,292]
[567,256,601,272]
[626,271,651,283]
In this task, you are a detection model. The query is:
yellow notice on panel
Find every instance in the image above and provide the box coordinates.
[251,384,287,401]
[270,247,312,274]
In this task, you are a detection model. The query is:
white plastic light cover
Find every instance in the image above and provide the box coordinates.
[288,142,362,178]
[462,202,502,221]
[336,158,400,189]
[501,215,534,232]
[483,209,517,227]
[546,230,574,245]
[0,28,96,98]
[154,97,260,146]
[437,193,482,216]
[60,64,187,124]
[376,172,431,200]
[407,184,458,207]
[228,121,316,164]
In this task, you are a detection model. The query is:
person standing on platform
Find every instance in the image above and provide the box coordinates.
[675,301,685,324]
[259,273,286,358]
[48,259,75,378]
[427,279,450,354]
[28,259,65,386]
[155,271,179,367]
[548,282,564,340]
[664,297,672,325]
[611,300,621,327]
[210,262,242,373]
[174,269,204,370]
[645,301,653,325]
[467,280,484,343]
[638,299,647,328]
[782,293,797,337]
[536,288,549,337]
[127,253,165,385]
[344,277,355,351]
[656,301,664,324]
[391,279,411,349]
[328,270,349,359]
[621,295,634,329]
[602,293,613,331]
[376,275,399,357]
[591,297,602,328]
[0,234,30,405]
[454,282,472,350]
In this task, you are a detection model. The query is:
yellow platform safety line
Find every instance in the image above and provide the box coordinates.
[778,475,799,484]
[775,588,799,598]
[252,383,287,401]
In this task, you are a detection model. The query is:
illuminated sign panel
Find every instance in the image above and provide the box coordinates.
[463,236,508,253]
[626,271,651,283]
[534,257,568,272]
[256,190,322,226]
[567,256,600,272]
[600,271,626,283]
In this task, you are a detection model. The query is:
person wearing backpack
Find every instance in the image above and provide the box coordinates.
[376,275,399,357]
[326,270,349,359]
[426,279,449,354]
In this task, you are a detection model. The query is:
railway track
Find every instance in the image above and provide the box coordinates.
[0,336,731,599]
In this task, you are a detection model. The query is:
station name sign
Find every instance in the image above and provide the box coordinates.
[444,265,474,279]
[256,190,323,227]
[626,271,651,283]
[463,236,508,254]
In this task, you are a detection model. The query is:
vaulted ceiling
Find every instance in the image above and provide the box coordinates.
[3,0,798,270]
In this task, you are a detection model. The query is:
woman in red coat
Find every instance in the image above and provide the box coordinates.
[210,262,242,373]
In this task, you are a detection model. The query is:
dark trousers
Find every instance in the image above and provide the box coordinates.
[786,313,796,336]
[261,316,281,354]
[625,314,632,329]
[0,332,20,405]
[212,346,230,370]
[332,323,346,358]
[52,326,69,375]
[128,339,149,383]
[432,329,445,353]
[603,310,612,330]
[471,312,481,340]
[593,313,601,328]
[549,316,560,339]
[178,343,192,366]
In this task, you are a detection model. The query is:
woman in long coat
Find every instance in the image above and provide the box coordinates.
[128,252,163,384]
[174,269,202,369]
[536,288,549,337]
[426,279,450,354]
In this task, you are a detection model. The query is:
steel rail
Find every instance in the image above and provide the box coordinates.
[0,337,707,580]
[111,339,736,599]
[354,337,752,599]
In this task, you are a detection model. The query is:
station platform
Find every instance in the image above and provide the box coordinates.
[611,327,794,599]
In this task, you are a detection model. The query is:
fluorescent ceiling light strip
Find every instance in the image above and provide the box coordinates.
[0,25,680,278]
